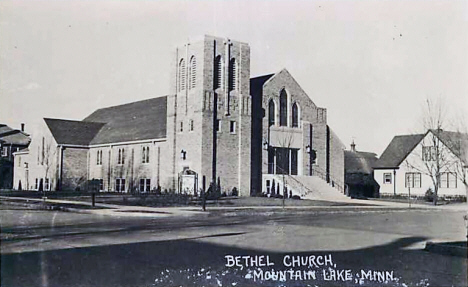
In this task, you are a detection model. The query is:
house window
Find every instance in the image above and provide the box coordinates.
[422,146,436,161]
[180,121,183,132]
[189,56,196,89]
[266,180,271,194]
[118,149,125,165]
[279,89,288,126]
[292,102,299,128]
[383,173,392,184]
[115,178,126,192]
[139,178,151,192]
[35,178,38,190]
[268,100,275,126]
[228,58,237,92]
[18,156,21,167]
[214,55,223,90]
[178,59,186,91]
[230,121,236,134]
[142,146,150,163]
[99,179,104,191]
[216,119,221,132]
[439,172,457,188]
[1,146,7,157]
[405,172,421,188]
[189,120,194,131]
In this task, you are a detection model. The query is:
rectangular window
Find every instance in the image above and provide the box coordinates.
[266,180,271,194]
[115,178,126,192]
[99,179,104,191]
[139,178,151,192]
[405,172,421,188]
[449,173,457,188]
[146,179,151,192]
[142,147,150,163]
[180,121,183,132]
[1,147,7,157]
[268,148,275,174]
[44,178,49,191]
[439,172,457,188]
[18,156,21,167]
[422,146,436,161]
[216,119,221,132]
[290,149,298,175]
[383,173,392,184]
[230,121,236,134]
[35,178,38,190]
[276,147,290,175]
[96,150,103,165]
[189,120,194,131]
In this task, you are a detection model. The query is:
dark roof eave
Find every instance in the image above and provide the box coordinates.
[373,166,400,170]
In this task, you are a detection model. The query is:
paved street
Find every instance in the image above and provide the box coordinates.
[1,204,467,287]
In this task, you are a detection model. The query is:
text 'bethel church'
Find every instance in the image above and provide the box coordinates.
[14,35,345,197]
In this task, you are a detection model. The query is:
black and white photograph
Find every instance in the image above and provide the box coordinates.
[1,1,467,286]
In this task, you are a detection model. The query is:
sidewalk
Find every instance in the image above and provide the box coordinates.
[0,196,205,218]
[2,195,467,218]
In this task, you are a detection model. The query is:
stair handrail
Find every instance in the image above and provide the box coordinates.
[271,165,314,197]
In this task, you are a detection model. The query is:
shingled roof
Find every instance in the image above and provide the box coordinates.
[373,134,425,169]
[83,96,167,145]
[44,118,105,145]
[345,150,378,174]
[44,96,168,146]
[374,130,468,169]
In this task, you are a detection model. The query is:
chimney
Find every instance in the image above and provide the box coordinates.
[21,123,25,132]
[350,140,356,152]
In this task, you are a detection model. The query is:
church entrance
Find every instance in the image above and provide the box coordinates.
[178,168,198,195]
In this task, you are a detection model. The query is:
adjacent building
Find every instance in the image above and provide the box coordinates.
[374,129,468,199]
[13,35,345,196]
[0,124,30,189]
[344,141,379,198]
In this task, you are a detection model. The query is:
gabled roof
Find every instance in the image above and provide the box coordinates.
[374,130,468,169]
[43,96,168,146]
[44,118,105,146]
[433,130,468,165]
[345,150,378,174]
[373,134,425,169]
[84,96,167,145]
[250,73,274,98]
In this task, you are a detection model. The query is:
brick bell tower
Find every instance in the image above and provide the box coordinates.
[167,35,252,196]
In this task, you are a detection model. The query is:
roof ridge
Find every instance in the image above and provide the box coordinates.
[90,96,168,114]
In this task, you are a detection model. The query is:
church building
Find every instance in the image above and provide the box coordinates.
[13,35,345,197]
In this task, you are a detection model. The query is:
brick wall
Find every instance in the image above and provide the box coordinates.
[62,147,88,191]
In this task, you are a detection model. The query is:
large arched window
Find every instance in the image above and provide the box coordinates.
[279,89,288,126]
[189,56,196,89]
[268,99,275,126]
[292,102,299,128]
[214,55,223,90]
[178,59,186,91]
[228,58,237,92]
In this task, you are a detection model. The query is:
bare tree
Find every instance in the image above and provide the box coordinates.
[41,137,56,197]
[273,127,296,208]
[405,98,466,205]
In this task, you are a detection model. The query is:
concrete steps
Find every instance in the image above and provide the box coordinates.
[270,175,349,202]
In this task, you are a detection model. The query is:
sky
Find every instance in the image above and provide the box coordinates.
[1,0,467,155]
